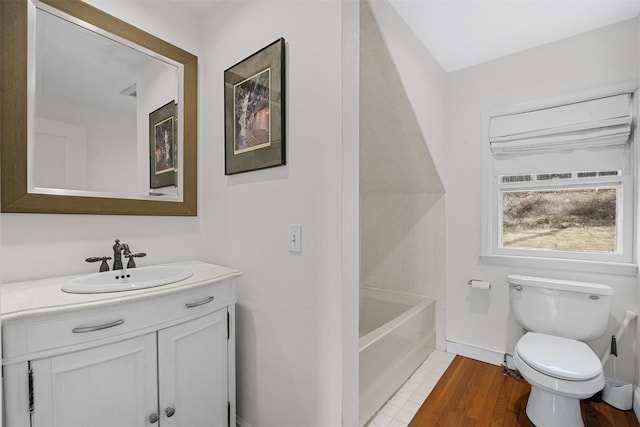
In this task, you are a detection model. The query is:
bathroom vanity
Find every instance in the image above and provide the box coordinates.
[1,261,241,427]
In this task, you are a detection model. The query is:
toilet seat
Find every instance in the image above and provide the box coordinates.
[516,332,602,381]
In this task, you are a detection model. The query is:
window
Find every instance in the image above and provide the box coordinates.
[500,172,621,255]
[483,91,635,267]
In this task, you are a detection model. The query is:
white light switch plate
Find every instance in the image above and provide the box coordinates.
[289,224,301,253]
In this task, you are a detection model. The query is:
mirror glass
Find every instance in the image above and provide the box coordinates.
[0,0,197,215]
[33,4,180,200]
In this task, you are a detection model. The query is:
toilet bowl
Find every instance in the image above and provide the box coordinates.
[507,275,613,427]
[514,332,605,427]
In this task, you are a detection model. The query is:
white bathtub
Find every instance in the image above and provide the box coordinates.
[359,287,436,426]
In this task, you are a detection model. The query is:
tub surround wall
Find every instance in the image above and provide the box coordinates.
[445,18,640,383]
[361,1,447,350]
[365,1,448,178]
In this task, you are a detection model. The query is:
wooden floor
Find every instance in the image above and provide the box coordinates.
[409,356,639,427]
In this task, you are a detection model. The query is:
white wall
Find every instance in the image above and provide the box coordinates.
[36,92,137,193]
[1,3,203,281]
[199,1,358,426]
[0,6,202,426]
[2,2,360,426]
[367,0,640,390]
[446,18,639,380]
[137,61,179,198]
[636,17,640,416]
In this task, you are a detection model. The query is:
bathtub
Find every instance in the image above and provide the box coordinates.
[359,287,436,426]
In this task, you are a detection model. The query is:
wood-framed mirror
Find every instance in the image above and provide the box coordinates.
[0,0,198,216]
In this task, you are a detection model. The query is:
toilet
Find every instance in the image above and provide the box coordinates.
[507,274,613,427]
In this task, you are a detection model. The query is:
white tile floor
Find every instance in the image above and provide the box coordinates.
[366,350,455,427]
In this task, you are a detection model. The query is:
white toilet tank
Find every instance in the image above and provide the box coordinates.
[508,275,613,341]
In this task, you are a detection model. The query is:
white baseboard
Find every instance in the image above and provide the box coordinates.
[446,339,505,366]
[236,415,253,427]
[633,387,640,422]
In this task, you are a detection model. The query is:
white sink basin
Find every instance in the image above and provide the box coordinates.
[63,265,193,294]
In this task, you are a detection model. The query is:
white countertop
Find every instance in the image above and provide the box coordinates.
[1,261,242,322]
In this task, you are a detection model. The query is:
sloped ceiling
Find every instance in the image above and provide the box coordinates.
[387,0,640,72]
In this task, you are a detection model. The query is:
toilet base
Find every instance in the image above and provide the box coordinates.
[526,386,584,427]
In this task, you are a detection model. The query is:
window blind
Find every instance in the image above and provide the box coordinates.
[489,93,632,154]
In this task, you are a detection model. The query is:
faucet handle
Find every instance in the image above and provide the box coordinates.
[126,253,146,269]
[86,256,112,272]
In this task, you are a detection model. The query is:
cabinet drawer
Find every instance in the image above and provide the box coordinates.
[170,281,234,318]
[3,279,234,360]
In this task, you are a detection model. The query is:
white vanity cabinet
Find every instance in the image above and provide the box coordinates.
[1,262,240,427]
[31,332,159,427]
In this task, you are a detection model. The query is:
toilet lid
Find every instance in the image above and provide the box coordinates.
[516,332,602,381]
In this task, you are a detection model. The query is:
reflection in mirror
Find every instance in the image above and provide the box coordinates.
[34,4,179,199]
[0,0,198,215]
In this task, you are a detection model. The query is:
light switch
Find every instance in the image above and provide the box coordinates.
[289,224,302,253]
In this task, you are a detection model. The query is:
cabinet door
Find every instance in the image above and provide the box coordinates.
[31,333,158,427]
[158,309,229,427]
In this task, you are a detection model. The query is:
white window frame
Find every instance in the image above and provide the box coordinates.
[495,174,631,262]
[480,84,638,276]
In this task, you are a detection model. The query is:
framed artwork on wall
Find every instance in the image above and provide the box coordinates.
[149,101,177,189]
[224,38,286,175]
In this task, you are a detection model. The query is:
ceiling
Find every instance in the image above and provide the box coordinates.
[176,0,640,72]
[387,0,640,72]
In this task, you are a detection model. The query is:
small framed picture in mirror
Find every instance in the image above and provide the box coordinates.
[224,38,286,175]
[150,101,177,188]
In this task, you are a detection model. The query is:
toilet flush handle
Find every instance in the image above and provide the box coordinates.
[510,284,522,291]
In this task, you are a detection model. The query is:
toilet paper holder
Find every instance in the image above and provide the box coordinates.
[467,279,492,289]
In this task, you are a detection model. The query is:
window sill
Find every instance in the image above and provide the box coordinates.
[479,254,638,277]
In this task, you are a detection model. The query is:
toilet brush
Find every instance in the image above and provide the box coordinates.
[602,334,633,410]
[610,335,617,386]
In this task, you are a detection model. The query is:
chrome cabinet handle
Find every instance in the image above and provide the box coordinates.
[72,319,124,333]
[149,413,159,423]
[185,296,214,308]
[165,407,176,417]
